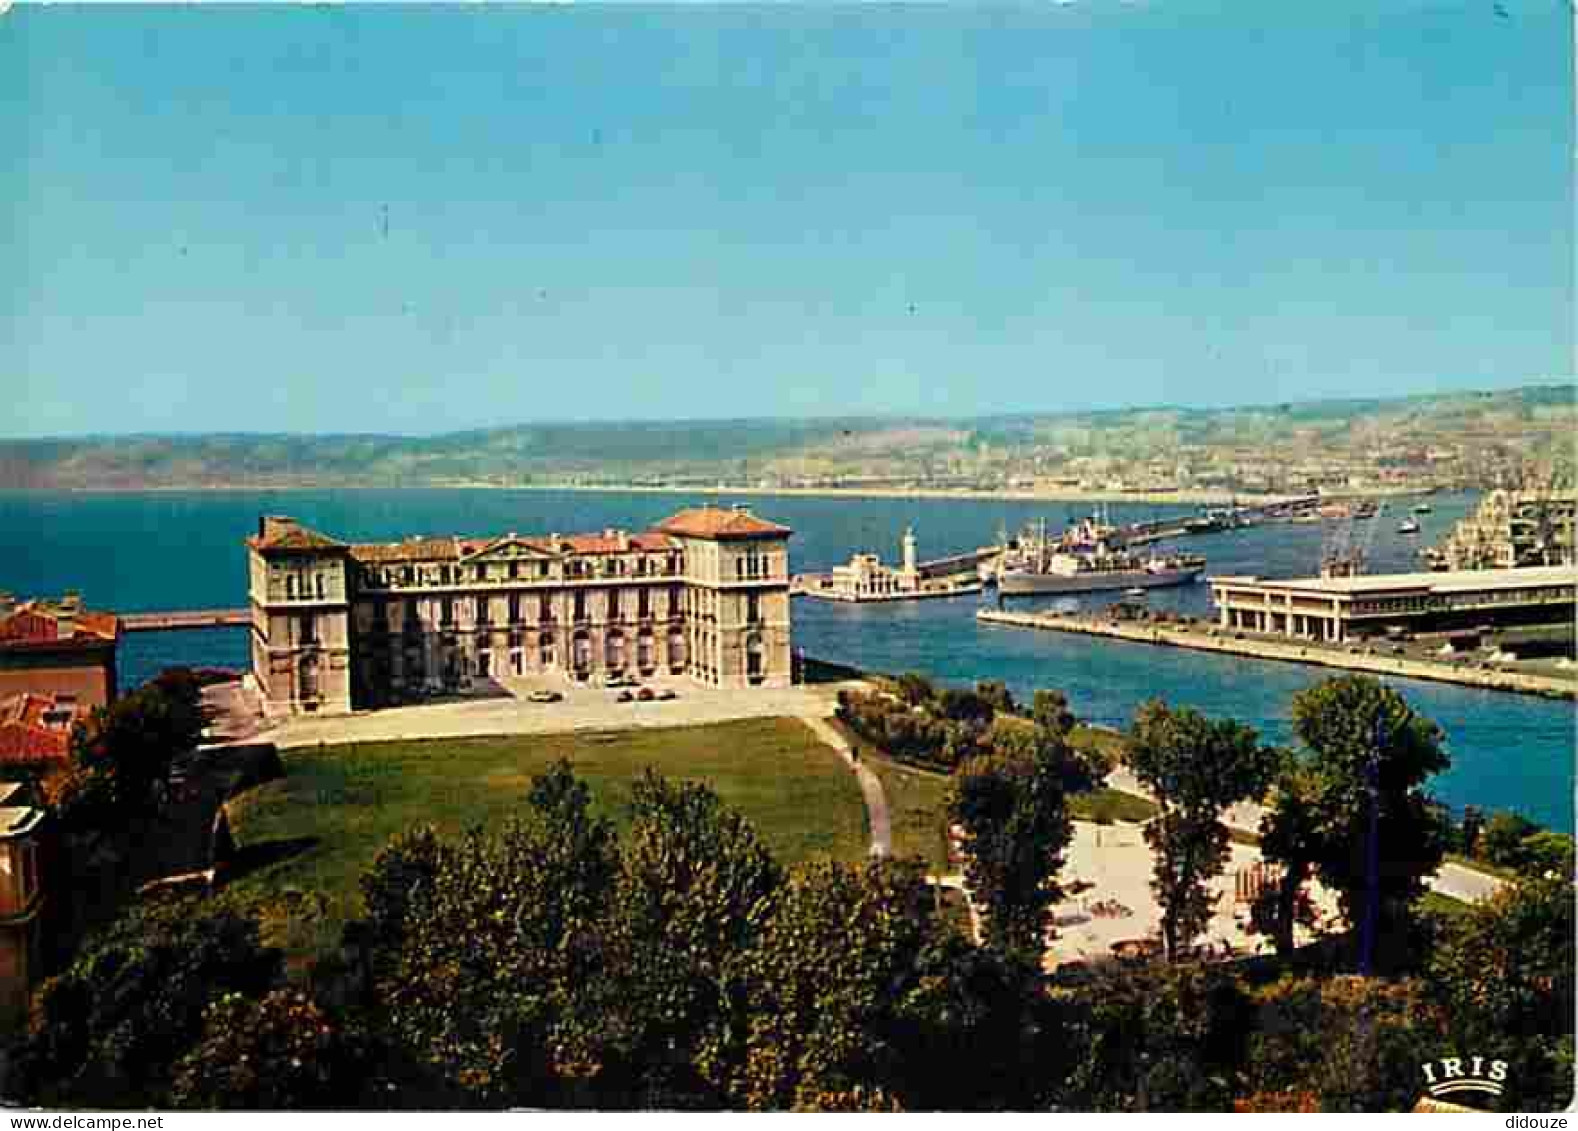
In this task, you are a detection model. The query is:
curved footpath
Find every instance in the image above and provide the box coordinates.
[799,714,891,859]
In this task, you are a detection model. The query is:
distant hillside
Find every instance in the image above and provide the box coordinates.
[0,383,1569,490]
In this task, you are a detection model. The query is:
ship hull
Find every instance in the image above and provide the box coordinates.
[998,565,1204,596]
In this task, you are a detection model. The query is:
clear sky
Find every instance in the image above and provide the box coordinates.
[2,0,1571,437]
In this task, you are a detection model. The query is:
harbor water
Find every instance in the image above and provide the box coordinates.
[1,488,1570,830]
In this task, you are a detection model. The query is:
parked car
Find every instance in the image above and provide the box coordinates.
[616,689,635,703]
[636,686,655,702]
[656,688,677,701]
[527,689,562,703]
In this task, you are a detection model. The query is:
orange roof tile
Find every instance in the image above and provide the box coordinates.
[351,530,678,562]
[349,538,463,564]
[0,693,75,765]
[653,506,792,539]
[0,601,119,646]
[247,516,346,553]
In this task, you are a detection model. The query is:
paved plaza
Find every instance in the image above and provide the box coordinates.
[1046,820,1343,969]
[253,673,858,750]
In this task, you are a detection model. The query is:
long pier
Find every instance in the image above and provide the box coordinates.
[120,609,250,633]
[976,608,1576,700]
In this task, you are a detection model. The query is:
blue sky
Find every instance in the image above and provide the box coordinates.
[2,1,1571,436]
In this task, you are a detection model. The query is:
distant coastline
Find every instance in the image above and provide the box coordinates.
[22,481,1438,507]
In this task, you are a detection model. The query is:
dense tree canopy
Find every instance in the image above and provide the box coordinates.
[10,894,281,1108]
[1259,676,1451,971]
[1126,701,1278,961]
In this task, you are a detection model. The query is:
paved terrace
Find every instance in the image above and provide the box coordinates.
[258,674,856,750]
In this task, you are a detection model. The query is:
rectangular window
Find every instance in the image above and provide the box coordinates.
[441,598,455,627]
[639,588,651,618]
[508,593,522,624]
[475,564,486,582]
[475,595,490,625]
[300,613,318,645]
[573,591,587,621]
[609,588,621,618]
[286,575,297,599]
[747,592,760,625]
[509,560,520,580]
[539,594,553,622]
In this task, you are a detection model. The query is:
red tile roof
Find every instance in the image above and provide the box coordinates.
[246,516,346,553]
[0,601,119,646]
[349,530,679,563]
[349,537,465,564]
[0,693,75,765]
[653,507,792,539]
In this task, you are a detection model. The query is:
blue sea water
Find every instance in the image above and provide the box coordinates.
[0,488,1570,831]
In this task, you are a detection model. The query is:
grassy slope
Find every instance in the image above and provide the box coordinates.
[223,718,867,961]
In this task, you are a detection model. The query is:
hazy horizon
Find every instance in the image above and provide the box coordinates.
[5,2,1572,439]
[0,378,1567,444]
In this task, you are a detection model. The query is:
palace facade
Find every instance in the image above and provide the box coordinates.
[246,505,794,716]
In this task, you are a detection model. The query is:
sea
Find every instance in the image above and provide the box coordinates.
[1,488,1571,832]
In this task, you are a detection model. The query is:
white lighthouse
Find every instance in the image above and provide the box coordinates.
[901,526,918,580]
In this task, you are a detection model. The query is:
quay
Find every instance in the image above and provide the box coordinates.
[793,528,996,603]
[976,608,1576,700]
[118,609,250,632]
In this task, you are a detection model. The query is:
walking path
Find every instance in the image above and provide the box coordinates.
[800,714,891,858]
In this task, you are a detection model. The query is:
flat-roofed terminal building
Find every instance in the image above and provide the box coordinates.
[246,506,794,716]
[1209,565,1577,645]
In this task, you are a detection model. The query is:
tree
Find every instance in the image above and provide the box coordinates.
[367,760,620,1106]
[1459,805,1485,857]
[1516,831,1575,880]
[975,680,1016,716]
[169,989,374,1109]
[1479,811,1539,869]
[948,741,1075,963]
[1425,876,1575,1110]
[1259,676,1451,971]
[1056,963,1250,1111]
[1030,689,1076,739]
[728,858,935,1110]
[1125,701,1278,961]
[894,672,935,707]
[888,934,1062,1110]
[1252,765,1323,958]
[9,894,282,1108]
[613,771,782,1107]
[1239,974,1440,1113]
[55,670,207,836]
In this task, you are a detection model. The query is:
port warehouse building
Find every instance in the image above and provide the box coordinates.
[1208,565,1577,645]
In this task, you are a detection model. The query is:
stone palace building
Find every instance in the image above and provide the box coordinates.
[246,505,794,716]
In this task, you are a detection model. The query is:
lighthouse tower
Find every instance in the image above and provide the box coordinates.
[900,526,918,580]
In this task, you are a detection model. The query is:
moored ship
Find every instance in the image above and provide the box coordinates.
[998,542,1206,596]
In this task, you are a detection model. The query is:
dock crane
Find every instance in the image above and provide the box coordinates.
[1320,500,1382,579]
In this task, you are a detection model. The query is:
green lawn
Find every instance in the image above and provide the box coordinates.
[1070,723,1129,767]
[223,718,868,961]
[1418,890,1471,918]
[1068,788,1158,825]
[863,753,953,871]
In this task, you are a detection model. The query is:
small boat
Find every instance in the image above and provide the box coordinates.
[1123,587,1148,598]
[1412,502,1432,514]
[1398,518,1421,534]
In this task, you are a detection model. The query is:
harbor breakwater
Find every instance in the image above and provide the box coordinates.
[977,609,1577,701]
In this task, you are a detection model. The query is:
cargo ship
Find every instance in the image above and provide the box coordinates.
[997,543,1207,596]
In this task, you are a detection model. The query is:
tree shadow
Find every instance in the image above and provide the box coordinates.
[224,836,321,883]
